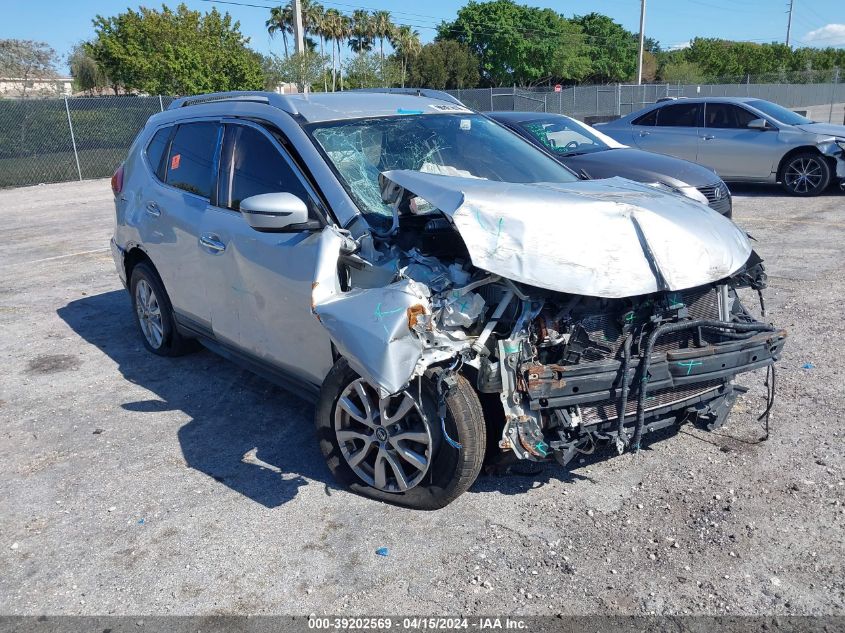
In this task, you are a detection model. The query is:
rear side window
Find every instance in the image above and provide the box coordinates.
[165,122,219,199]
[145,127,171,180]
[219,124,309,211]
[632,109,658,126]
[656,103,701,127]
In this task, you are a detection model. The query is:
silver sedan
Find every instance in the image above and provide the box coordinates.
[598,97,845,196]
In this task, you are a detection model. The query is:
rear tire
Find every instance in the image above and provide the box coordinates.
[780,152,830,196]
[315,359,486,510]
[129,262,197,357]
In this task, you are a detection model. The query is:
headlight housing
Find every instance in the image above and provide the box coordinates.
[647,181,709,205]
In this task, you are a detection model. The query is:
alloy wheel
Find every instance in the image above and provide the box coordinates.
[784,157,824,194]
[334,378,432,492]
[135,279,164,349]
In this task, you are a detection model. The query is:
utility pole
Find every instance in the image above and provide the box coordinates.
[292,0,304,54]
[786,0,794,47]
[636,0,647,85]
[291,0,307,93]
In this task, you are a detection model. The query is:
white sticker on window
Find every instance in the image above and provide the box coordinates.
[460,119,471,131]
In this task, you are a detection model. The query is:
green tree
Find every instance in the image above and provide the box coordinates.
[68,43,110,94]
[344,51,380,88]
[391,25,422,88]
[572,13,638,83]
[659,60,707,83]
[438,0,590,86]
[0,39,59,97]
[87,4,263,95]
[266,5,292,58]
[278,50,329,92]
[349,10,375,55]
[372,10,394,85]
[408,40,479,89]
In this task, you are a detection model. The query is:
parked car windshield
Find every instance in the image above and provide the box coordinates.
[305,114,579,224]
[516,116,613,156]
[747,100,812,125]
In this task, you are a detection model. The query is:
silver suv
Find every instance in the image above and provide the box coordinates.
[111,90,785,509]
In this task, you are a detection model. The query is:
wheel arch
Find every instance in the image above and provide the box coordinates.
[124,245,156,284]
[776,145,832,182]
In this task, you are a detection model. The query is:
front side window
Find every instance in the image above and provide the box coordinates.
[165,122,219,199]
[656,103,701,127]
[518,117,608,155]
[305,114,578,224]
[747,99,810,125]
[219,125,309,211]
[705,103,758,129]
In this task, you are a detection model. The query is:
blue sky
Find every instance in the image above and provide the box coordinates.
[2,0,844,73]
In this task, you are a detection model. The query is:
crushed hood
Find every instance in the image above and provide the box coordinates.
[381,171,752,298]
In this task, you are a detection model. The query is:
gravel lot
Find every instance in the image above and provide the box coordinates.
[0,179,843,616]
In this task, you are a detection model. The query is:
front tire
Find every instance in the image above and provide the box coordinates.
[315,359,486,510]
[129,262,196,357]
[781,152,831,196]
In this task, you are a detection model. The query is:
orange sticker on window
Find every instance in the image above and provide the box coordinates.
[170,153,181,170]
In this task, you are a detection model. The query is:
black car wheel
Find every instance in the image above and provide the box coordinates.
[129,262,197,356]
[781,153,831,196]
[315,359,486,510]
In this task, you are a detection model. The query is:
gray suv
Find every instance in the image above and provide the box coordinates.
[111,90,785,509]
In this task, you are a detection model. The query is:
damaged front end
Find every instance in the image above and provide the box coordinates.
[311,171,786,467]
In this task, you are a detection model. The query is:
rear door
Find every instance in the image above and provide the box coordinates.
[697,103,778,179]
[632,102,702,162]
[136,120,221,330]
[199,120,334,385]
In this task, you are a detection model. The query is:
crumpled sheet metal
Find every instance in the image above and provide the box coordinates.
[311,226,433,396]
[381,171,752,299]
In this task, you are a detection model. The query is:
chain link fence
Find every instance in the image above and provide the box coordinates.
[0,95,173,188]
[452,75,844,121]
[1,75,843,189]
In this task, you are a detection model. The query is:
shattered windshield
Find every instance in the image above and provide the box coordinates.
[305,114,578,225]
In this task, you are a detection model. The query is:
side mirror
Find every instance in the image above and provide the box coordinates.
[240,192,311,232]
[747,118,769,130]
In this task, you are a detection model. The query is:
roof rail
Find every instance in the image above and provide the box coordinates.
[167,91,300,114]
[345,87,467,107]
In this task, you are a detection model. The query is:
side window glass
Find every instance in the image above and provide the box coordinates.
[222,125,309,211]
[165,122,219,199]
[632,109,657,126]
[705,104,758,129]
[146,127,171,181]
[656,103,701,127]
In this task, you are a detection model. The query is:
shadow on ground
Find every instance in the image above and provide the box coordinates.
[57,289,337,508]
[58,290,706,507]
[728,182,844,198]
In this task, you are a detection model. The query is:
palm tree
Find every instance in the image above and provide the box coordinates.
[322,8,343,91]
[391,25,421,88]
[266,5,292,59]
[301,1,328,91]
[349,9,374,56]
[372,10,394,85]
[338,14,351,90]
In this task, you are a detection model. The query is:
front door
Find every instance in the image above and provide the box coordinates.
[200,121,334,385]
[696,103,778,179]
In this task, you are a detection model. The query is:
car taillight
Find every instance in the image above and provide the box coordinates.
[111,163,124,195]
